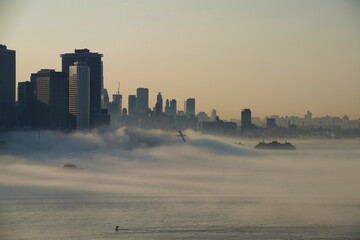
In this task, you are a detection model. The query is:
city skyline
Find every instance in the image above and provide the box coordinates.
[1,0,359,119]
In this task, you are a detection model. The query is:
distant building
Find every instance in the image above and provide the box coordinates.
[113,93,122,114]
[304,110,312,119]
[211,109,217,121]
[241,109,252,130]
[128,95,137,116]
[170,99,177,117]
[0,44,16,127]
[199,117,237,136]
[177,110,185,116]
[184,98,195,117]
[122,108,127,116]
[155,92,163,114]
[101,88,109,109]
[136,88,149,115]
[61,48,103,127]
[266,117,276,129]
[164,99,170,115]
[197,112,210,122]
[69,62,90,130]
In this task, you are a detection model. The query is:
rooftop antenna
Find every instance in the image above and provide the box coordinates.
[117,82,120,94]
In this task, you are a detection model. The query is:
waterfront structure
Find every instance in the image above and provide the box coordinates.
[184,98,195,117]
[61,49,103,125]
[128,95,137,117]
[69,62,90,130]
[0,44,16,127]
[136,88,148,115]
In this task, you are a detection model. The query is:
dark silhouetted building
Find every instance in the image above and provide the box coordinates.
[128,95,137,117]
[241,109,252,130]
[60,49,103,127]
[0,44,16,127]
[136,88,148,115]
[17,81,34,127]
[69,62,90,130]
[34,69,68,130]
[184,98,195,117]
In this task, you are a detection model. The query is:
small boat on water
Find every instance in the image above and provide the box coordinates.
[60,163,83,171]
[255,140,296,150]
[61,163,78,168]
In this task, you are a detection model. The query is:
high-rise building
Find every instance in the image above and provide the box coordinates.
[128,95,137,117]
[0,44,15,127]
[155,92,163,114]
[34,69,68,130]
[18,81,34,127]
[113,94,122,114]
[184,98,195,117]
[136,88,148,115]
[241,109,252,130]
[60,49,103,125]
[101,88,109,109]
[164,99,170,115]
[170,99,177,117]
[211,109,217,121]
[69,62,90,130]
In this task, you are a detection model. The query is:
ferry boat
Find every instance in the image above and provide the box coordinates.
[255,140,296,150]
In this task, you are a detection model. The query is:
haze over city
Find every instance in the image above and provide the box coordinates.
[1,1,360,240]
[1,0,359,119]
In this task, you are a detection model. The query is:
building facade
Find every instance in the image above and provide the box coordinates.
[69,62,90,130]
[184,98,195,117]
[136,88,148,115]
[61,49,103,126]
[0,44,16,127]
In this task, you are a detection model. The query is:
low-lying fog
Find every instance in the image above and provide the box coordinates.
[1,128,360,232]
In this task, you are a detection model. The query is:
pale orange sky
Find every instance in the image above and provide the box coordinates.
[1,0,359,119]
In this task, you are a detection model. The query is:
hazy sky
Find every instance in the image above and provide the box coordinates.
[1,0,359,119]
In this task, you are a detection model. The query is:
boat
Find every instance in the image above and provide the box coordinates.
[61,163,78,168]
[60,163,84,171]
[254,140,296,150]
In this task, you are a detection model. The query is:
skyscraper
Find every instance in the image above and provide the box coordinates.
[69,62,90,130]
[170,99,177,117]
[184,98,195,117]
[34,69,68,130]
[164,99,170,115]
[211,109,217,121]
[18,81,34,127]
[155,92,163,114]
[128,95,137,117]
[60,49,103,125]
[241,109,252,130]
[113,94,122,114]
[0,44,15,127]
[136,88,148,115]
